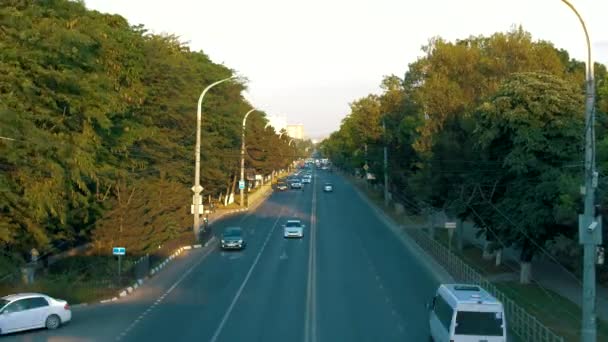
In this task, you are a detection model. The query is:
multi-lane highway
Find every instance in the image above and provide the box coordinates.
[4,170,443,341]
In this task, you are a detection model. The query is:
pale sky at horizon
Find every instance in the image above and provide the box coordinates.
[84,0,608,140]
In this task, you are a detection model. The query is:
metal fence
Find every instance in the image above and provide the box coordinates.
[407,228,565,342]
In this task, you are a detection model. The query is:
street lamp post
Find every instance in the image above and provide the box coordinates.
[193,75,236,241]
[560,1,599,341]
[240,109,257,207]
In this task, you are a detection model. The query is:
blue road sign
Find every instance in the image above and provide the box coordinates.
[113,247,126,256]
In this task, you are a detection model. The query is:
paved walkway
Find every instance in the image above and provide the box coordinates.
[531,257,608,321]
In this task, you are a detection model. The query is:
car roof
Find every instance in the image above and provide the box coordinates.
[439,284,501,305]
[286,219,301,223]
[2,293,48,301]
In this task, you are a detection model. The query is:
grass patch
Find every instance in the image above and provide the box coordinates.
[0,279,118,304]
[0,254,146,304]
[432,229,513,276]
[495,282,608,342]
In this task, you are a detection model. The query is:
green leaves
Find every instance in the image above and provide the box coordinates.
[324,27,598,260]
[0,0,296,260]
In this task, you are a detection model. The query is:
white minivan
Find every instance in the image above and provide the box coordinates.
[428,284,507,342]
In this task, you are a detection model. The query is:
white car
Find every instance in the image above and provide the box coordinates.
[0,293,71,335]
[283,220,305,238]
[302,177,311,184]
[290,180,303,189]
[323,183,333,192]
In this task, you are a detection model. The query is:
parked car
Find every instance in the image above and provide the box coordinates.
[283,219,305,238]
[221,227,246,250]
[427,284,506,342]
[0,293,71,335]
[276,182,288,191]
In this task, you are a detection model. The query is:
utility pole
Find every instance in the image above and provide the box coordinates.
[364,143,368,188]
[383,119,389,207]
[559,1,600,341]
[240,109,256,207]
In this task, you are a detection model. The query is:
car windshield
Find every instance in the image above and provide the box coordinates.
[224,228,242,237]
[286,222,301,228]
[455,311,503,336]
[325,183,332,186]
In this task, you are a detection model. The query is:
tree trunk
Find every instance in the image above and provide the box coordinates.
[519,239,534,284]
[228,173,237,205]
[495,249,502,266]
[456,219,464,251]
[482,240,494,260]
[520,262,532,284]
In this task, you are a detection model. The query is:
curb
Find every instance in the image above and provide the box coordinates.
[96,236,217,305]
[348,177,455,284]
[93,187,273,306]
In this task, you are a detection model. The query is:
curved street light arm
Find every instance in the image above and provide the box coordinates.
[193,75,236,241]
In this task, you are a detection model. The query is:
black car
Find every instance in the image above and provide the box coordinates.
[221,227,246,250]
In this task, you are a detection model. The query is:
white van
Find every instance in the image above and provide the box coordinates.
[428,284,507,342]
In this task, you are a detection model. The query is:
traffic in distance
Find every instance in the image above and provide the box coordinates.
[1,158,508,341]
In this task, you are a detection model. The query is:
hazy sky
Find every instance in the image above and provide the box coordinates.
[84,0,608,140]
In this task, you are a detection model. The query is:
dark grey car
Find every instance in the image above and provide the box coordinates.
[221,227,246,250]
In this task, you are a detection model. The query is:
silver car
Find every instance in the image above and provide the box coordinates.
[283,220,305,238]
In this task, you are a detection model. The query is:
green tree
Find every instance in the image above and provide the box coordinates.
[471,72,583,283]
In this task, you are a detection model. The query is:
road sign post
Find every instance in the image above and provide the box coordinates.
[113,247,126,286]
[445,222,456,252]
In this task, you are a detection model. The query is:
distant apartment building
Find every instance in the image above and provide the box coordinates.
[286,124,305,140]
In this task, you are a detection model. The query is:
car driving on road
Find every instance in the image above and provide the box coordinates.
[283,220,305,238]
[323,182,333,192]
[428,284,507,342]
[0,293,71,335]
[276,181,288,191]
[290,179,303,189]
[221,227,246,250]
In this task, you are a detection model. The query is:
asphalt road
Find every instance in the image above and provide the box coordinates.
[3,170,441,341]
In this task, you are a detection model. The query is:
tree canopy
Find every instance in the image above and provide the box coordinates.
[322,27,607,265]
[0,0,298,261]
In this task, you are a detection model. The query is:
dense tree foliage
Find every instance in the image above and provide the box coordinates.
[322,27,607,279]
[0,0,298,262]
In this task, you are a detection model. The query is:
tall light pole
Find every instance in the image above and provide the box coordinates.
[383,119,389,207]
[193,75,236,241]
[560,1,599,341]
[240,109,257,207]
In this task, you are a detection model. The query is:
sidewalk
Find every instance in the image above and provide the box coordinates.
[458,214,608,321]
[531,257,608,320]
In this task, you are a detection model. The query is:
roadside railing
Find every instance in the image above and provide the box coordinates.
[407,228,565,342]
